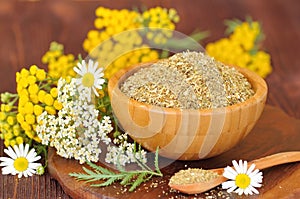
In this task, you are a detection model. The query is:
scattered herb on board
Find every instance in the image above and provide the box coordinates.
[69,147,162,192]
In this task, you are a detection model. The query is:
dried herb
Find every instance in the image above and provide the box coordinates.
[169,168,219,185]
[121,51,254,109]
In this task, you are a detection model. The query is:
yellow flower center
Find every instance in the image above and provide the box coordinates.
[14,157,29,172]
[82,72,95,88]
[235,173,251,189]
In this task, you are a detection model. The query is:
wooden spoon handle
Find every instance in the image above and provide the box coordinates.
[250,151,300,170]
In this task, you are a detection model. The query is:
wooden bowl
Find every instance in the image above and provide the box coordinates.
[108,62,268,160]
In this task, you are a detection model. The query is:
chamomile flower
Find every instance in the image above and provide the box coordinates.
[222,160,263,195]
[0,144,42,178]
[73,59,105,101]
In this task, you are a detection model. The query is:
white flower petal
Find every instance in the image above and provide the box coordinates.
[73,66,83,76]
[222,180,235,189]
[242,160,248,173]
[23,144,30,157]
[251,180,262,188]
[244,187,251,195]
[223,166,238,179]
[2,166,15,175]
[248,168,260,178]
[92,86,99,97]
[227,184,237,193]
[19,144,25,157]
[94,68,103,78]
[13,144,21,157]
[232,160,239,171]
[88,60,96,73]
[28,162,42,170]
[249,185,259,194]
[0,157,14,166]
[26,149,37,161]
[5,147,17,159]
[237,160,244,173]
[246,163,256,175]
[235,188,244,195]
[18,172,23,178]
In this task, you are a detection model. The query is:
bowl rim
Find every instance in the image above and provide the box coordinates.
[108,60,268,114]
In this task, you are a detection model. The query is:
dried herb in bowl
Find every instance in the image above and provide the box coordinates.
[120,51,254,109]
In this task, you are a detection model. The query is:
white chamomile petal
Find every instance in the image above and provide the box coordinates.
[237,160,244,173]
[80,61,87,73]
[243,187,251,195]
[223,166,238,179]
[222,180,235,189]
[29,162,42,169]
[89,60,97,73]
[92,87,99,97]
[5,147,17,159]
[232,160,240,172]
[242,160,248,173]
[0,157,14,166]
[249,185,259,194]
[248,168,260,178]
[19,144,25,156]
[23,144,30,158]
[227,184,237,193]
[26,149,41,162]
[246,163,256,175]
[73,66,83,76]
[13,145,20,157]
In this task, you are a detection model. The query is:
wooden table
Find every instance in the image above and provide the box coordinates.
[0,0,299,198]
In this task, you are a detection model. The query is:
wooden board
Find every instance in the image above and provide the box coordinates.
[48,105,300,199]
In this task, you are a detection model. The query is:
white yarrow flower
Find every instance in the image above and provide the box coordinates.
[36,78,112,164]
[0,144,42,178]
[73,59,105,101]
[222,160,263,195]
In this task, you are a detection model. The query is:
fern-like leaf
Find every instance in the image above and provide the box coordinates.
[129,173,147,192]
[69,147,163,192]
[120,172,136,185]
[154,147,161,174]
[91,177,120,187]
[86,161,114,175]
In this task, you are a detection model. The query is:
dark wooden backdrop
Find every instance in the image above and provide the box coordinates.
[0,0,299,198]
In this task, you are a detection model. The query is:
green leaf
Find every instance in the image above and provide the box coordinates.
[120,173,136,185]
[82,166,97,176]
[87,161,114,175]
[129,173,147,192]
[69,148,163,192]
[91,177,119,187]
[224,18,242,35]
[154,147,161,175]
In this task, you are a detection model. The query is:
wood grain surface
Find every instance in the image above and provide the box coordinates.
[47,105,300,199]
[0,0,300,198]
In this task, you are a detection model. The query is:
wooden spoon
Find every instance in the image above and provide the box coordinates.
[169,151,300,194]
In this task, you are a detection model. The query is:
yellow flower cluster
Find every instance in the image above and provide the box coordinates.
[42,41,77,80]
[83,6,179,78]
[16,65,62,142]
[141,7,179,44]
[206,20,272,78]
[0,94,28,147]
